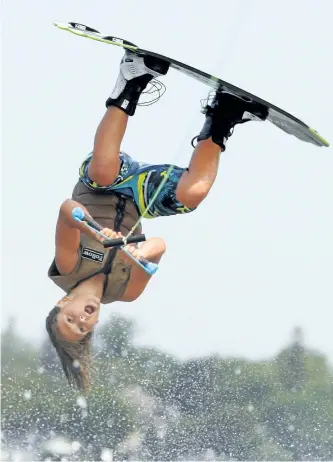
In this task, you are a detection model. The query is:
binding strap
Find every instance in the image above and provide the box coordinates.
[101,194,127,295]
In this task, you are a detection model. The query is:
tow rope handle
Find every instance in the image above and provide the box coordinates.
[72,207,159,275]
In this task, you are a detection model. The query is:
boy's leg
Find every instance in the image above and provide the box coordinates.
[89,107,128,186]
[176,139,221,209]
[176,91,268,208]
[88,52,170,187]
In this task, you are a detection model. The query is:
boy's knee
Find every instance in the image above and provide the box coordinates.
[87,158,120,187]
[176,181,212,209]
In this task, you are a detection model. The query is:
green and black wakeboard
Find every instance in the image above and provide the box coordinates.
[53,21,330,148]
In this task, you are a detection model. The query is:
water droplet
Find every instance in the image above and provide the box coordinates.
[71,441,81,452]
[107,418,113,427]
[121,349,128,357]
[76,395,87,409]
[23,390,31,400]
[101,448,113,461]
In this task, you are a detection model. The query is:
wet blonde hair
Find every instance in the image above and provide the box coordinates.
[45,306,93,391]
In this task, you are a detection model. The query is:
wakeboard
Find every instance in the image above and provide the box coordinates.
[53,21,330,148]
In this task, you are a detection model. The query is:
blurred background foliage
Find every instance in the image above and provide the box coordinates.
[1,315,333,461]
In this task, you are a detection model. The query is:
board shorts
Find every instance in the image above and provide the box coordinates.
[78,152,196,218]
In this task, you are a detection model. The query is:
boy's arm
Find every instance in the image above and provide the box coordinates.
[121,237,166,301]
[55,199,101,273]
[137,237,166,264]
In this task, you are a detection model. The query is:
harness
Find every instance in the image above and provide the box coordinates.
[70,193,128,295]
[101,194,127,296]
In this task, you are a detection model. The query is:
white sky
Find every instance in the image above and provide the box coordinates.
[2,0,333,362]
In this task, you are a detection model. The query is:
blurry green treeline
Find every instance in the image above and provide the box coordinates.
[1,315,333,461]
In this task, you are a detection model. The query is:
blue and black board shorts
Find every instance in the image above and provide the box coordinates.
[79,152,196,218]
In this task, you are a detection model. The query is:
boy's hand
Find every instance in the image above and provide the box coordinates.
[97,228,123,243]
[123,243,141,260]
[98,228,141,260]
